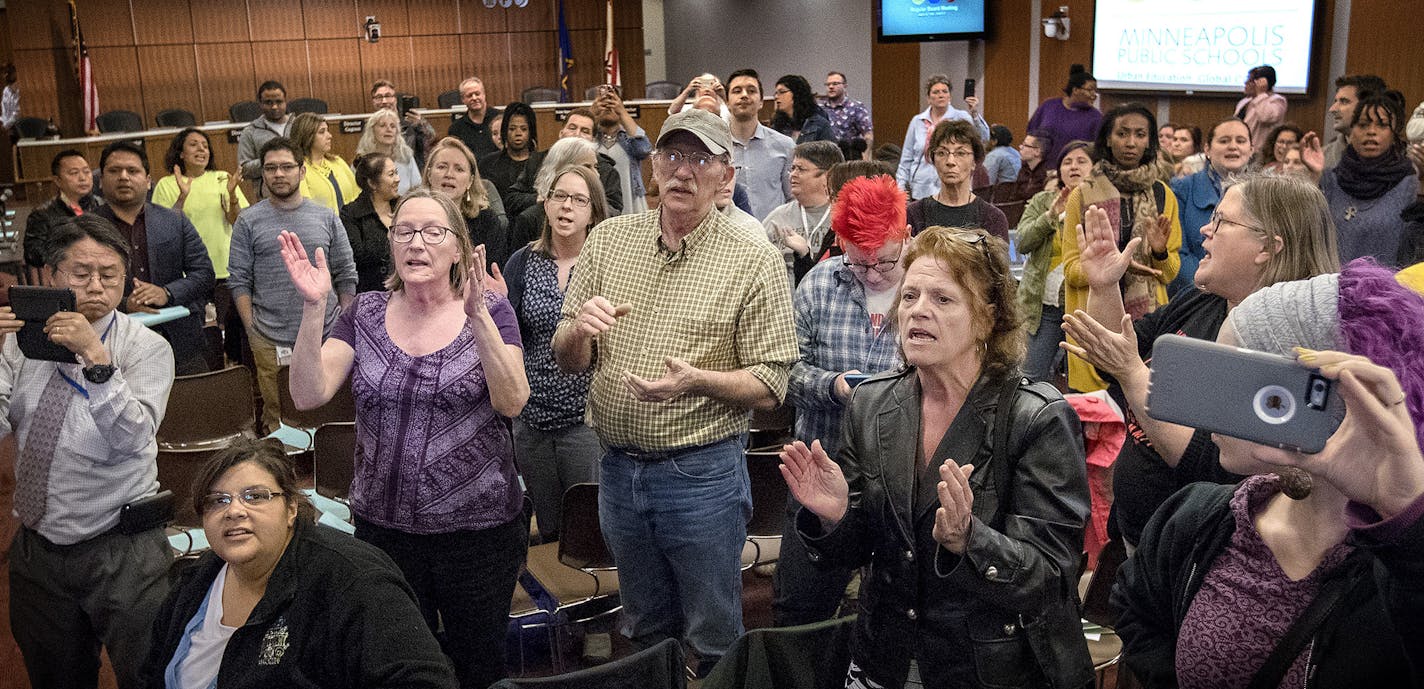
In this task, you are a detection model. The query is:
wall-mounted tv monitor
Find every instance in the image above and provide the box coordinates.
[877,0,989,43]
[1091,0,1318,94]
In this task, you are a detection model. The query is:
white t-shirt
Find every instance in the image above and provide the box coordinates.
[178,564,239,689]
[864,285,896,335]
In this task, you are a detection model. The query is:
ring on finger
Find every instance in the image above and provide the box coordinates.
[1388,393,1407,407]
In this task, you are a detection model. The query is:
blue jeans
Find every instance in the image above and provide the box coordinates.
[1024,304,1066,383]
[599,437,751,670]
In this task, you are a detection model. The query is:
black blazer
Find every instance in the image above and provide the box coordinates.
[339,193,393,293]
[799,369,1094,689]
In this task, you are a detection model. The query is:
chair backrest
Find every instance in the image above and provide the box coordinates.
[14,116,50,139]
[701,615,855,689]
[437,89,462,109]
[557,483,613,570]
[157,365,256,450]
[313,422,357,500]
[157,447,225,527]
[287,98,329,115]
[746,450,789,538]
[748,404,795,449]
[229,100,262,123]
[994,198,1029,228]
[397,92,420,110]
[276,365,356,429]
[96,110,143,133]
[155,108,197,128]
[489,637,686,689]
[644,80,682,100]
[1082,536,1128,628]
[522,86,562,104]
[584,85,604,101]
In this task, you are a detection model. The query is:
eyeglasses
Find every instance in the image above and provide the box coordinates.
[261,163,301,174]
[55,267,124,288]
[789,164,823,175]
[200,487,285,515]
[547,190,592,208]
[391,225,453,244]
[1209,210,1266,235]
[824,81,845,88]
[774,88,791,97]
[651,149,724,172]
[933,147,975,160]
[843,256,901,275]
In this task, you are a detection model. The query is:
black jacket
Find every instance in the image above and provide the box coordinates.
[799,369,1094,689]
[1112,482,1424,688]
[502,152,624,220]
[142,520,457,689]
[23,193,102,268]
[339,192,392,293]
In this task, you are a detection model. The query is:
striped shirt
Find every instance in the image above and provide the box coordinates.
[557,209,797,451]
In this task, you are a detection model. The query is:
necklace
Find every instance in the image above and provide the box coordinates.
[799,204,830,242]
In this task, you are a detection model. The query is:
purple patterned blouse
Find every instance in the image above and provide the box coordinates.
[329,290,524,534]
[1175,475,1354,689]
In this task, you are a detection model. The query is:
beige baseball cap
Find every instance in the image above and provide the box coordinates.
[656,108,732,156]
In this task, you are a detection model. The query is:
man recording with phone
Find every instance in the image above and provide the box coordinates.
[0,215,175,689]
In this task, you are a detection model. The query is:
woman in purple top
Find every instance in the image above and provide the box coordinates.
[1027,64,1103,167]
[1113,261,1424,689]
[282,187,529,689]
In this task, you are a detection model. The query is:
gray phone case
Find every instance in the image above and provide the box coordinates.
[1147,334,1343,454]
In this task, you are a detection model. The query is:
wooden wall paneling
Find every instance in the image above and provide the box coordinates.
[564,1,603,31]
[457,0,507,34]
[13,48,63,124]
[303,0,360,40]
[246,0,306,42]
[358,34,414,95]
[614,0,642,29]
[1036,0,1093,107]
[569,29,605,97]
[505,1,554,33]
[250,39,313,102]
[461,33,514,106]
[356,0,410,38]
[74,0,134,48]
[1345,1,1423,119]
[507,31,557,102]
[196,42,257,123]
[86,46,144,119]
[982,6,1032,134]
[137,44,201,124]
[192,2,252,44]
[407,0,459,36]
[408,34,463,106]
[9,0,69,51]
[307,39,365,113]
[615,28,644,97]
[870,41,920,157]
[132,0,194,46]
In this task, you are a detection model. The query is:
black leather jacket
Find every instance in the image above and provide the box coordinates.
[799,369,1094,689]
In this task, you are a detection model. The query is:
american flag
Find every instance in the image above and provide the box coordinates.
[69,0,99,132]
[604,0,621,88]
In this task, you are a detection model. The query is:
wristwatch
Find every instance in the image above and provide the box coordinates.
[83,364,116,384]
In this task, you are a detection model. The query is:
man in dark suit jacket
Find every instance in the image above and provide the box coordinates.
[23,149,103,275]
[95,141,215,375]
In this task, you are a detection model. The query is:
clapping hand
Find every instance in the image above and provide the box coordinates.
[933,460,976,554]
[127,279,168,313]
[1060,311,1143,380]
[278,230,330,305]
[1251,349,1424,519]
[624,356,700,402]
[1300,132,1326,177]
[463,244,491,318]
[172,165,191,196]
[778,225,810,256]
[779,440,849,527]
[1076,205,1156,286]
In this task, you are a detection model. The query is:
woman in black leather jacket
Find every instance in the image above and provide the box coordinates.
[781,226,1094,689]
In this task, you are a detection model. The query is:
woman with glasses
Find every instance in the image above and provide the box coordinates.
[906,119,1009,241]
[283,188,529,688]
[1027,64,1103,169]
[142,439,457,688]
[508,137,600,250]
[1060,174,1338,548]
[770,74,836,144]
[423,137,508,268]
[290,112,359,214]
[493,165,608,543]
[781,225,1094,688]
[764,141,844,286]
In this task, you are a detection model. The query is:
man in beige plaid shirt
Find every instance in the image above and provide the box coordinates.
[553,107,797,676]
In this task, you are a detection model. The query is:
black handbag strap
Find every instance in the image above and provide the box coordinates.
[989,376,1022,528]
[1246,572,1350,689]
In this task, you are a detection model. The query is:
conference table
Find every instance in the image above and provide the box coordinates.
[11,97,743,202]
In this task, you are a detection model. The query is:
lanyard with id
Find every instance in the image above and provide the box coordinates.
[56,315,117,399]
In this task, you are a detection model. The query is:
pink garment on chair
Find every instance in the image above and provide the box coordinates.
[1065,391,1125,569]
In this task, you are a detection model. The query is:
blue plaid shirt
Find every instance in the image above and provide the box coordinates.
[787,259,902,457]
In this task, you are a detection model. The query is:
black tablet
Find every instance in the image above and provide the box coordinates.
[9,286,80,364]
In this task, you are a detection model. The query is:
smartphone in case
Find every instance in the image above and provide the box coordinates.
[1147,334,1343,454]
[963,78,976,98]
[844,373,872,388]
[9,286,79,363]
[399,95,418,118]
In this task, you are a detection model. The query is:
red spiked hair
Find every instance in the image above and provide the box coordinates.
[832,175,909,253]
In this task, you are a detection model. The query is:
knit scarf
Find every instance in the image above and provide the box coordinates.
[1082,159,1167,319]
[1334,145,1415,201]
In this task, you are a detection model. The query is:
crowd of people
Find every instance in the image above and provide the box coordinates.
[3,59,1424,689]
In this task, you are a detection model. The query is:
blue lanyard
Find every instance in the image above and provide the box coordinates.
[56,315,116,400]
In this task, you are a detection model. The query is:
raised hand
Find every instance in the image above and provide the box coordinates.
[1076,204,1139,288]
[278,230,330,304]
[963,96,980,116]
[779,225,810,256]
[172,165,191,196]
[778,440,849,526]
[1300,132,1326,176]
[463,244,491,318]
[225,168,241,195]
[1147,214,1171,256]
[485,261,508,297]
[1251,349,1424,519]
[1060,311,1143,379]
[933,461,976,554]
